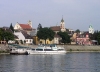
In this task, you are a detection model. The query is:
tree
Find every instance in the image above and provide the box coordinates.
[9,23,14,33]
[37,27,55,44]
[57,31,71,44]
[89,30,100,45]
[75,29,80,33]
[0,28,4,40]
[37,23,42,30]
[90,30,99,40]
[0,28,14,44]
[97,31,100,45]
[3,31,14,43]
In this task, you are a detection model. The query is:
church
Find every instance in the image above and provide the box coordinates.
[89,25,94,34]
[40,17,66,44]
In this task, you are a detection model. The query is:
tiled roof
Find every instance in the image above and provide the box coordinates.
[21,30,32,39]
[76,31,90,38]
[2,27,13,33]
[50,26,61,31]
[19,24,32,30]
[54,34,60,38]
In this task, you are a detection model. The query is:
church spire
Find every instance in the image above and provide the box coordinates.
[61,15,64,22]
[89,24,94,34]
[60,16,66,32]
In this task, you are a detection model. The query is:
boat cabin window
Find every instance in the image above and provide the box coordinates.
[44,49,53,51]
[32,49,35,50]
[10,49,12,51]
[12,49,16,50]
[36,49,43,51]
[50,44,56,47]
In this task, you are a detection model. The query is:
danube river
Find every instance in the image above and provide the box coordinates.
[0,52,100,72]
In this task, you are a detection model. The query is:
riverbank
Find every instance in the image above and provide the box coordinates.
[0,44,10,54]
[27,45,100,52]
[0,44,100,54]
[61,45,100,52]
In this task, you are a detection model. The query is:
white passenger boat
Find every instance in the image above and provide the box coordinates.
[27,44,66,54]
[10,45,29,55]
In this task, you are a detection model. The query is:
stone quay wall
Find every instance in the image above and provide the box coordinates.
[57,45,100,52]
[0,44,10,54]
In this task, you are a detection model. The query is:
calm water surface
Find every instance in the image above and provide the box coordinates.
[0,52,100,72]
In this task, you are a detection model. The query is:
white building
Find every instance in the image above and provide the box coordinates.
[14,20,33,35]
[14,30,33,44]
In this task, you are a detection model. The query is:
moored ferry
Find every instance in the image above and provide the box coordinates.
[10,45,29,55]
[27,44,66,54]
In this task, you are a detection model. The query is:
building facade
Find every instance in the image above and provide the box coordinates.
[76,32,91,45]
[14,30,33,44]
[14,20,34,35]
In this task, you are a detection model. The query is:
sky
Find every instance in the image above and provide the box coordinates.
[0,0,100,31]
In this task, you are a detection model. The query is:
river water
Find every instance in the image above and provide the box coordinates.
[0,52,100,72]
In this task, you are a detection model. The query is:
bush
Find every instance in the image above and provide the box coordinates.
[70,49,72,52]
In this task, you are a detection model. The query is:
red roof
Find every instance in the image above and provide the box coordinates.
[19,24,32,29]
[54,34,60,38]
[50,26,61,31]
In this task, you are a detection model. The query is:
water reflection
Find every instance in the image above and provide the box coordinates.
[0,53,100,72]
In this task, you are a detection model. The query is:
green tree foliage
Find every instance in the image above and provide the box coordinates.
[90,30,99,40]
[89,30,100,45]
[57,31,71,44]
[97,32,100,44]
[37,23,42,30]
[75,29,80,33]
[37,27,55,44]
[3,31,14,43]
[0,28,4,40]
[0,28,14,43]
[9,23,14,33]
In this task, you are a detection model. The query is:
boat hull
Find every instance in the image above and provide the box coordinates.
[27,50,66,54]
[10,51,29,55]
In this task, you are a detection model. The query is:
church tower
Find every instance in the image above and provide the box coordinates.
[89,25,94,34]
[60,17,66,32]
[28,20,32,28]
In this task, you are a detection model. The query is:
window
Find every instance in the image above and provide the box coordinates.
[36,49,43,51]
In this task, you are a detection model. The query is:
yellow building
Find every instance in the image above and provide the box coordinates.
[39,39,53,44]
[33,36,39,45]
